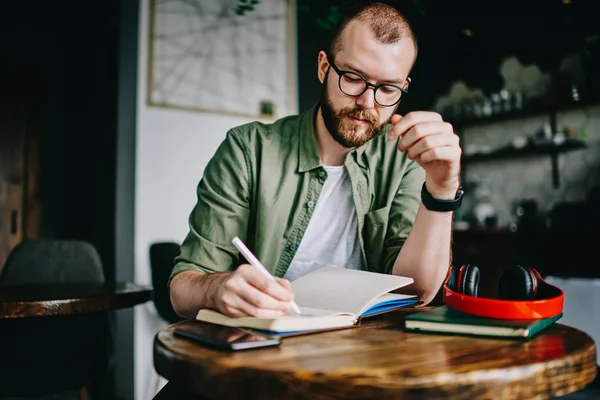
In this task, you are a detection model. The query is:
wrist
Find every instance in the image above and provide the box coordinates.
[204,272,229,310]
[425,180,460,200]
[421,182,463,212]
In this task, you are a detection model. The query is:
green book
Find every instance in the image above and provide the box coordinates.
[404,306,562,338]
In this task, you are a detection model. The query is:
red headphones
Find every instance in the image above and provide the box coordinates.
[443,264,564,320]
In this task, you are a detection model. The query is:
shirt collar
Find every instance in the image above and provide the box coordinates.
[297,104,323,173]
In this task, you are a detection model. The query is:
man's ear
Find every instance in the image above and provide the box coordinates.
[317,51,329,84]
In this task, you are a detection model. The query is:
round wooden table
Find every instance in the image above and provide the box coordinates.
[154,308,597,400]
[0,282,153,318]
[0,282,153,399]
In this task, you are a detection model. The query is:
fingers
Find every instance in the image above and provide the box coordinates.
[238,264,294,302]
[221,301,285,319]
[219,306,246,318]
[416,146,462,165]
[396,122,450,152]
[219,278,289,318]
[236,286,290,318]
[275,277,292,290]
[404,129,460,160]
[388,111,443,140]
[387,110,462,195]
[216,264,294,318]
[390,113,403,125]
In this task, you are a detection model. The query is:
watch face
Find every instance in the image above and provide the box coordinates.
[456,186,464,199]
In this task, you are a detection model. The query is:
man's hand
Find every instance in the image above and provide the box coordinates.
[388,111,462,199]
[214,264,295,318]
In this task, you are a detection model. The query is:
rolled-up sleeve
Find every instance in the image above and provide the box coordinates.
[169,128,252,283]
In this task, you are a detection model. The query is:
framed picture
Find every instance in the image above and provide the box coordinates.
[147,0,296,119]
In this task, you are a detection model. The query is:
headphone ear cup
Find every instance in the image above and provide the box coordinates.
[447,265,461,292]
[498,265,537,300]
[460,264,480,297]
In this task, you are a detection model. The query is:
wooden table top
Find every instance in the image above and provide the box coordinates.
[0,282,153,318]
[154,307,597,400]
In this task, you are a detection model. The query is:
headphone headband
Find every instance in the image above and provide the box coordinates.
[443,266,564,320]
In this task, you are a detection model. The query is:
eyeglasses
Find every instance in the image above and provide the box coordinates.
[326,54,410,107]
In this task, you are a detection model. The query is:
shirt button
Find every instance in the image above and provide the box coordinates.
[288,243,298,252]
[306,200,315,208]
[318,170,327,179]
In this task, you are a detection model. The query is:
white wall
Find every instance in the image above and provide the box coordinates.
[133,0,297,398]
[546,276,600,361]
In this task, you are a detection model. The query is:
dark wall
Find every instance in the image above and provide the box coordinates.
[3,0,120,280]
[296,0,600,114]
[296,0,429,114]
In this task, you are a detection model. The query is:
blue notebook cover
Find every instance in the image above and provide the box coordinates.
[360,297,419,317]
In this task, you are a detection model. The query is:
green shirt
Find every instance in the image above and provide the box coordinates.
[171,105,425,282]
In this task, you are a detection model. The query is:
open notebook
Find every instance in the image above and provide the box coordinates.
[195,266,418,334]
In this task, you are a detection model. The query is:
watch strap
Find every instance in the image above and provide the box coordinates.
[421,182,463,212]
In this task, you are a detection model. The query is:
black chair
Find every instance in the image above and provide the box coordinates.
[0,239,104,286]
[149,242,183,324]
[0,239,109,400]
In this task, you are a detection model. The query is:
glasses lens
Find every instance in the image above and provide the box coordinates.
[375,85,403,106]
[339,72,367,96]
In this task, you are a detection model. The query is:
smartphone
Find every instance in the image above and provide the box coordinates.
[173,321,281,351]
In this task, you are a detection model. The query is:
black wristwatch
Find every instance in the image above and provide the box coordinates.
[421,182,463,212]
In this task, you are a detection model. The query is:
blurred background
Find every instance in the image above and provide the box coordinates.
[1,0,599,399]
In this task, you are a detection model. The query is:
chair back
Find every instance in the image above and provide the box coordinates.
[149,241,183,324]
[0,239,104,286]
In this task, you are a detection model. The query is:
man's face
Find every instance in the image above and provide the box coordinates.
[318,20,415,148]
[320,71,387,148]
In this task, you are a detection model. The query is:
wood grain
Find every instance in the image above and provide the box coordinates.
[0,282,153,318]
[154,309,597,400]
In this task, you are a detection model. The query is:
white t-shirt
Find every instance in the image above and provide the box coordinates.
[284,165,363,281]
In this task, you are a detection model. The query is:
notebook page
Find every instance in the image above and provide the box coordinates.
[287,306,354,317]
[290,266,413,315]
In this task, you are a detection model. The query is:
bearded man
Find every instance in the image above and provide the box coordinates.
[169,2,463,319]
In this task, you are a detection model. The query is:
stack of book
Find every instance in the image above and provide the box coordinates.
[404,306,562,339]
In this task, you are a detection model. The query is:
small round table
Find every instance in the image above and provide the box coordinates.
[0,282,153,318]
[0,282,153,399]
[154,308,597,400]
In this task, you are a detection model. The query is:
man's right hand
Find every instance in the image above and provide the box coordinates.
[214,264,295,318]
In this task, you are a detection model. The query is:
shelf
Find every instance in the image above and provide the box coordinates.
[462,138,587,163]
[447,96,600,128]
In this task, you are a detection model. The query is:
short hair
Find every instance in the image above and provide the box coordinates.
[328,2,418,64]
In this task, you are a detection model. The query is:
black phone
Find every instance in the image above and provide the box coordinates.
[173,321,281,351]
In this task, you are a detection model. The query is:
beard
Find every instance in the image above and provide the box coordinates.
[320,73,392,148]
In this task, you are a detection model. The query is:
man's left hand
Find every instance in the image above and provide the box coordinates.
[388,111,462,199]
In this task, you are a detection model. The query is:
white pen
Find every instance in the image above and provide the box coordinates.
[232,236,302,315]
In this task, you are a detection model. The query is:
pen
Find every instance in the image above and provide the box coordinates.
[232,236,302,315]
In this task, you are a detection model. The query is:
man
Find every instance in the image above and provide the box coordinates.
[169,2,462,319]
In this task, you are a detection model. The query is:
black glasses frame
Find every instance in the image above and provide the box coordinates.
[326,54,410,107]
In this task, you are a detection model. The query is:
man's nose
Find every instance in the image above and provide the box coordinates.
[356,86,376,109]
